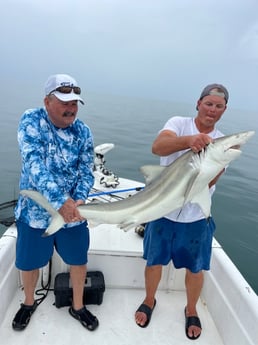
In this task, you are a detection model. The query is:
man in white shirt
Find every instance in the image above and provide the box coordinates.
[135,84,229,340]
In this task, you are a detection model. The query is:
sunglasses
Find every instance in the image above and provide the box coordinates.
[49,86,81,95]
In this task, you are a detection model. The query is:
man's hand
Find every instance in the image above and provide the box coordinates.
[189,134,212,153]
[58,198,85,223]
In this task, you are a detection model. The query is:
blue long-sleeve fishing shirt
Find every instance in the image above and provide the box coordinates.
[15,107,95,229]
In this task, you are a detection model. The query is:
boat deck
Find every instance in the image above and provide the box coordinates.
[1,284,223,345]
[0,223,224,345]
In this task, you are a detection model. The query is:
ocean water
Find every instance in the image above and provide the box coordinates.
[0,90,257,294]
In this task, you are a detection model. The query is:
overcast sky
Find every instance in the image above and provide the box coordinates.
[1,0,258,110]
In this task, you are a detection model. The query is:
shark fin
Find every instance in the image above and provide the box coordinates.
[20,189,65,236]
[190,187,211,218]
[42,213,65,237]
[181,170,200,206]
[20,190,57,216]
[140,165,165,185]
[119,222,136,232]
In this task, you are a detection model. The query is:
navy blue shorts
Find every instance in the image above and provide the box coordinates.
[15,220,90,271]
[143,217,216,273]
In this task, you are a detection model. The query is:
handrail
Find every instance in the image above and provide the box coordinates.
[0,200,17,211]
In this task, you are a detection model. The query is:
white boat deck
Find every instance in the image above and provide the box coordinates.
[0,285,223,345]
[0,223,225,345]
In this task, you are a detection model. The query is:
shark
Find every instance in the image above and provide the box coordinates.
[20,130,255,236]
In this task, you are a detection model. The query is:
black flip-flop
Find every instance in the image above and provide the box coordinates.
[184,308,202,340]
[136,299,156,328]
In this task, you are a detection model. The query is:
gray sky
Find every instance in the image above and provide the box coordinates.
[1,0,258,110]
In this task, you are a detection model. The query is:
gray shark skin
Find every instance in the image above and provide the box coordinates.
[20,131,255,236]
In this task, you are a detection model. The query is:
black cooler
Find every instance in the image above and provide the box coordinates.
[54,271,105,308]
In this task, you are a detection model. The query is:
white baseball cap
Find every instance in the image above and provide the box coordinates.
[45,74,84,104]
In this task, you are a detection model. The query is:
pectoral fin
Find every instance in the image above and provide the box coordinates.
[190,187,211,218]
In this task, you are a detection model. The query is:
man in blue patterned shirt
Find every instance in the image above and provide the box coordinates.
[12,74,99,331]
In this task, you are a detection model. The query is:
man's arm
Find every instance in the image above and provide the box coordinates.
[152,130,213,156]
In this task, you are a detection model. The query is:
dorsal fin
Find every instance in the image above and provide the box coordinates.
[140,165,165,185]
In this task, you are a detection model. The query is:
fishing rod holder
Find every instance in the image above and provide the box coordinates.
[94,143,119,188]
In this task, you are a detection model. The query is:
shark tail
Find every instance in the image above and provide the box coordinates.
[42,213,66,237]
[20,189,65,236]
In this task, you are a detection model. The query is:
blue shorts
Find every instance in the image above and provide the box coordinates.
[143,217,216,273]
[15,220,90,271]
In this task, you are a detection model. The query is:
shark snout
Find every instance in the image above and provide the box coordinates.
[222,130,255,152]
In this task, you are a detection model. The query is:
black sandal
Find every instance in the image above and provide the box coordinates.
[69,306,99,331]
[12,301,38,331]
[184,308,202,340]
[135,299,156,328]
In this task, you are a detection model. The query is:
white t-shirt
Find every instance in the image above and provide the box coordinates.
[160,116,223,223]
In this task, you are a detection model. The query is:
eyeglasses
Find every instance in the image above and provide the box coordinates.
[49,86,81,95]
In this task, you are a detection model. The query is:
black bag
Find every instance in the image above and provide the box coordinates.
[54,271,105,308]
